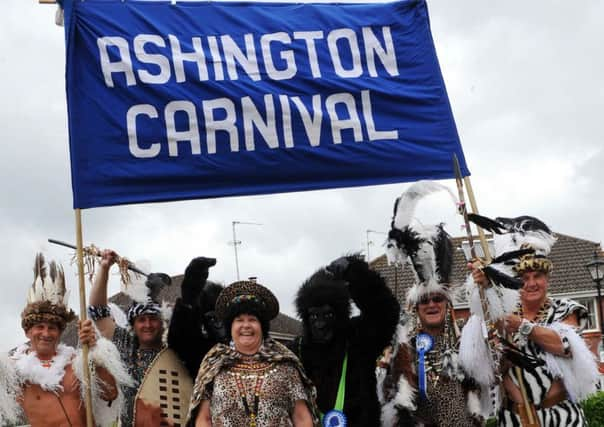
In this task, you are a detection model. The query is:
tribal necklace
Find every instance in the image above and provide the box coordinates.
[231,360,273,427]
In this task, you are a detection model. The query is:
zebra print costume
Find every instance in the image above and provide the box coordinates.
[498,297,595,427]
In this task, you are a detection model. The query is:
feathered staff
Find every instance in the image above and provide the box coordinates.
[453,155,543,426]
[48,238,148,286]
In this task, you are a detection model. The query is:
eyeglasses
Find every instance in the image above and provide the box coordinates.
[418,295,447,305]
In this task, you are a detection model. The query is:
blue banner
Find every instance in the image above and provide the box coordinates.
[62,0,469,209]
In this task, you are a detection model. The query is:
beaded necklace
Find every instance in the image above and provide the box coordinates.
[415,310,454,388]
[230,358,273,427]
[234,371,264,427]
[515,298,551,324]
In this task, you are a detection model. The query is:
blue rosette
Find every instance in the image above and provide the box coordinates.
[323,409,347,427]
[416,332,434,400]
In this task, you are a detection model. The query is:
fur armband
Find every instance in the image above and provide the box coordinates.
[73,337,134,427]
[542,322,599,402]
[0,354,21,425]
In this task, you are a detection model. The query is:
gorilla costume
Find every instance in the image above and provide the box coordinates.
[292,255,400,427]
[168,257,227,378]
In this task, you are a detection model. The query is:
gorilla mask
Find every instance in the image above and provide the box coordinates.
[307,304,336,344]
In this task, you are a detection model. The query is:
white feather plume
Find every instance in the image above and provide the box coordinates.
[124,272,151,304]
[542,322,599,403]
[459,315,495,386]
[27,254,68,306]
[392,181,457,230]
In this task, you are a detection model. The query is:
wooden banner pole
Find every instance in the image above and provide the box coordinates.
[75,209,94,427]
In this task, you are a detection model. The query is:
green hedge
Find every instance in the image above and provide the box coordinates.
[582,391,604,427]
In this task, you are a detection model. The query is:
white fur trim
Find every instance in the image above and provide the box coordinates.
[395,321,412,347]
[466,389,482,418]
[406,278,452,306]
[73,337,134,427]
[0,353,21,424]
[380,374,416,426]
[11,343,75,392]
[542,322,599,402]
[394,375,417,410]
[108,302,128,328]
[161,301,173,343]
[501,287,520,315]
[380,400,399,427]
[459,315,494,386]
[124,272,149,303]
[479,384,500,418]
[376,366,387,405]
[466,275,484,317]
[466,274,518,320]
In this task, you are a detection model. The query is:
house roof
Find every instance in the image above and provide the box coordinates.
[370,233,602,307]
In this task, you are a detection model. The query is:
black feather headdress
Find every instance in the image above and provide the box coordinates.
[467,213,556,277]
[386,181,457,305]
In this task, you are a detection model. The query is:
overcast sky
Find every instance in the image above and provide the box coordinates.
[1,0,602,349]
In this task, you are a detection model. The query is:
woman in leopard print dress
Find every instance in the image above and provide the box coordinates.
[187,280,319,427]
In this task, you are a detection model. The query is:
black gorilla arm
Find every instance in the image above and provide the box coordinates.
[168,257,216,378]
[334,255,400,352]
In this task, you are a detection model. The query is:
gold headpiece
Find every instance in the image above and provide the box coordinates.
[514,253,552,275]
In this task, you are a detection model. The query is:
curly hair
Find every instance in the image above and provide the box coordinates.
[223,299,271,340]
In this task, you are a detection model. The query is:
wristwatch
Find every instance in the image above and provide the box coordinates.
[518,319,536,338]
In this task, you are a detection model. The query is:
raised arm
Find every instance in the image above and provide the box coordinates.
[168,257,218,378]
[329,255,400,348]
[88,249,117,340]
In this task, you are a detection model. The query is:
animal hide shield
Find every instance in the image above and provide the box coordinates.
[134,348,193,427]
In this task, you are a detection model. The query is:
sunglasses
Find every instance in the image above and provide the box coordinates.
[418,295,447,305]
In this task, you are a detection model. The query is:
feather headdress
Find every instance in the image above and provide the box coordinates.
[386,181,457,305]
[468,214,557,276]
[21,253,76,331]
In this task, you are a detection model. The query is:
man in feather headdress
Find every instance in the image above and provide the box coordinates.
[0,254,131,427]
[466,215,599,426]
[377,181,484,427]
